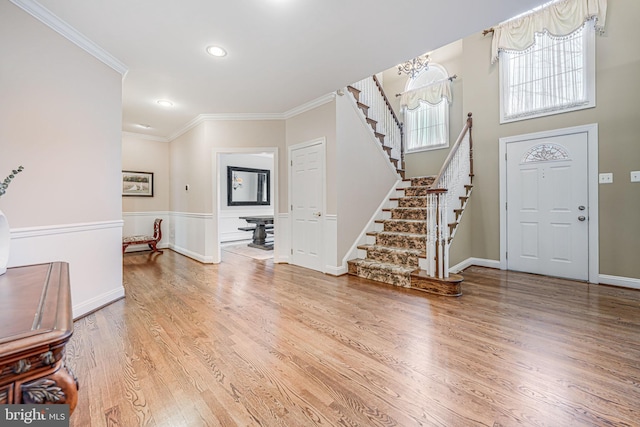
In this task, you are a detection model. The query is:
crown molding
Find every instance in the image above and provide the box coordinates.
[167,112,284,142]
[122,131,169,143]
[283,93,337,119]
[10,0,128,76]
[167,92,338,142]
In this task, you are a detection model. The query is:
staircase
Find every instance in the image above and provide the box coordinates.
[347,175,466,296]
[346,78,405,178]
[345,76,473,296]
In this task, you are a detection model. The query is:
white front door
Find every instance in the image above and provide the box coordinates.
[290,140,325,272]
[506,131,589,281]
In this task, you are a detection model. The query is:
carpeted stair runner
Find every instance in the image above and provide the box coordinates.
[348,176,435,288]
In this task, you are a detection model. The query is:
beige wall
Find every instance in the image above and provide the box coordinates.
[375,1,640,279]
[461,0,640,278]
[1,2,124,318]
[122,134,170,213]
[0,2,122,226]
[169,120,285,214]
[382,40,466,179]
[285,100,337,215]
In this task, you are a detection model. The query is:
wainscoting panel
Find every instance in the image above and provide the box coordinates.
[169,212,214,263]
[274,213,290,264]
[220,208,274,243]
[8,220,125,319]
[122,211,170,252]
[324,215,344,275]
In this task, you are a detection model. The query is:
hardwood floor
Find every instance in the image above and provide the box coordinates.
[67,250,640,426]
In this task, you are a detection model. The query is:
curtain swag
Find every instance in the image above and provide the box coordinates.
[400,80,451,110]
[490,0,607,63]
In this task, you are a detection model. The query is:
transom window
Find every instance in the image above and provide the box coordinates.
[403,64,450,152]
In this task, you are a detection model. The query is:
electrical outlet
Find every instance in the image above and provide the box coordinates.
[599,173,613,184]
[631,171,640,183]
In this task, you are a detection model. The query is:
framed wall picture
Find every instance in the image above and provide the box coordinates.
[122,171,154,197]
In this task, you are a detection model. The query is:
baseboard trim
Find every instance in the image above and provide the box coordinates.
[325,265,347,276]
[451,259,640,291]
[73,287,125,320]
[169,244,214,264]
[599,274,640,290]
[123,242,170,252]
[450,257,500,273]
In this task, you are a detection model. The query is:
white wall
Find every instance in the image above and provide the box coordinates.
[335,92,399,268]
[0,2,125,318]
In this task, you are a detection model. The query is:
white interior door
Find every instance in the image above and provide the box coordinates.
[290,140,325,272]
[506,132,589,280]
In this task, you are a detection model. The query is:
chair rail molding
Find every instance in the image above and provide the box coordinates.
[8,219,124,319]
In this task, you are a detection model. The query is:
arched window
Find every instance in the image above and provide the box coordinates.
[402,64,450,152]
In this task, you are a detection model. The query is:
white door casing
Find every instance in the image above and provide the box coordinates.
[289,138,326,272]
[212,147,279,264]
[499,124,599,283]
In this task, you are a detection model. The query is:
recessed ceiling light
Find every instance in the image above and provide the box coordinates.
[206,46,227,57]
[136,124,151,129]
[157,99,173,107]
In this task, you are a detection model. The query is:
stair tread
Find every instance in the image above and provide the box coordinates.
[377,218,426,223]
[368,230,426,238]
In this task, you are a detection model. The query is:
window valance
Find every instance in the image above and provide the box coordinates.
[399,79,451,110]
[490,0,607,63]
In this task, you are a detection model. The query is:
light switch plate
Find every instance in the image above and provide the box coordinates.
[631,171,640,183]
[599,173,613,184]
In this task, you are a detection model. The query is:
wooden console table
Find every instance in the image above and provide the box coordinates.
[0,262,78,413]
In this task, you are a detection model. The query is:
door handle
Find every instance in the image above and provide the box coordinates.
[313,212,322,217]
[578,206,586,210]
[578,216,586,221]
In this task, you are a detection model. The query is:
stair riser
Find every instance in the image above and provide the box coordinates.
[383,220,427,234]
[376,234,426,251]
[391,209,427,220]
[348,263,411,288]
[398,197,427,208]
[404,187,428,197]
[363,248,420,268]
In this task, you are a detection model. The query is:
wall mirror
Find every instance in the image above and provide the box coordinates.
[227,166,270,206]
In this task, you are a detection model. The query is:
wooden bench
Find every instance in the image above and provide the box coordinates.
[123,218,163,254]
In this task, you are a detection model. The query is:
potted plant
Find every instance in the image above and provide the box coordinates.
[0,166,24,275]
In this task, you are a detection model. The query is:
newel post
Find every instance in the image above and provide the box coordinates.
[427,188,448,279]
[467,112,473,178]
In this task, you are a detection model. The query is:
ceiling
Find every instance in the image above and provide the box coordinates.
[33,0,544,140]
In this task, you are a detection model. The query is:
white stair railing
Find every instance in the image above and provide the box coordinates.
[426,113,473,279]
[351,76,403,167]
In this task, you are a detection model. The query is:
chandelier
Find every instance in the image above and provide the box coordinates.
[397,54,430,79]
